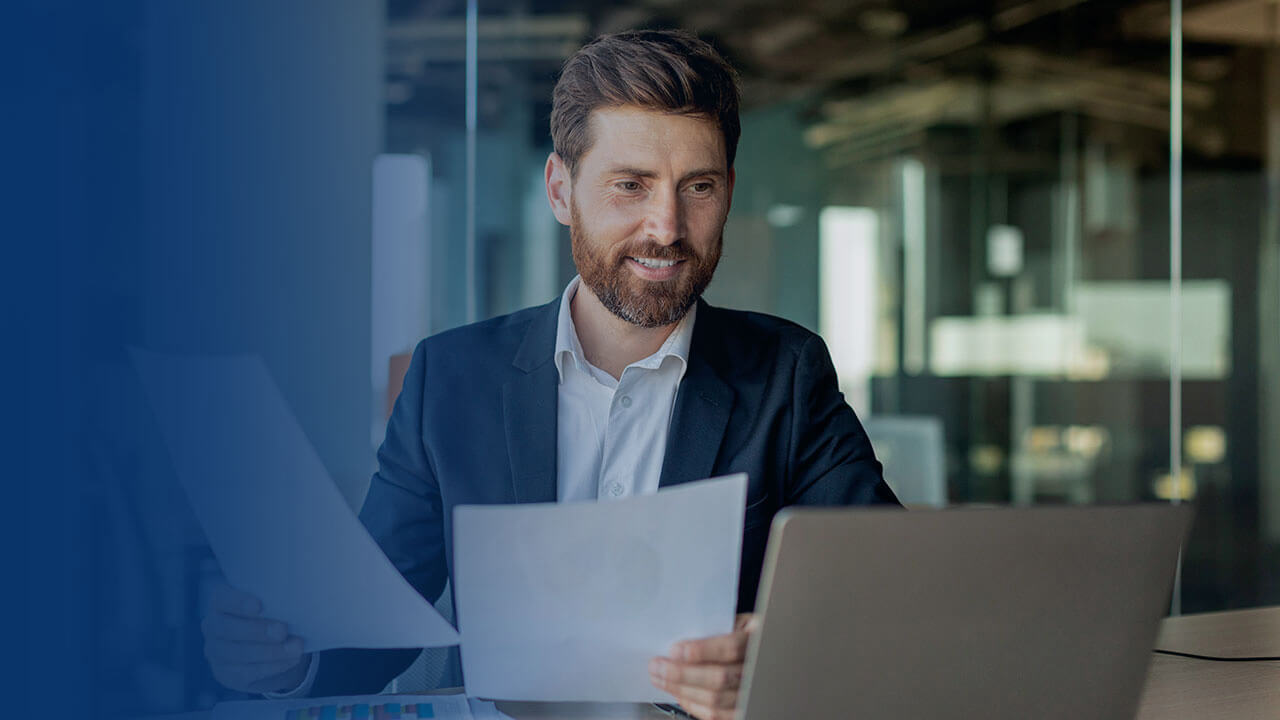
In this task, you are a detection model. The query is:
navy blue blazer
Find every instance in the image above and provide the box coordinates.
[311,297,898,696]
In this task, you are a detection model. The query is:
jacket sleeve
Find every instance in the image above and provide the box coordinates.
[311,339,451,696]
[787,333,900,507]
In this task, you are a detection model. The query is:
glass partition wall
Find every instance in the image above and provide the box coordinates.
[382,0,1280,612]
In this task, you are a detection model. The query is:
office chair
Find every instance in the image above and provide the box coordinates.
[862,415,947,507]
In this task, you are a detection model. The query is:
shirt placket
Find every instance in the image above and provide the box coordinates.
[598,369,641,500]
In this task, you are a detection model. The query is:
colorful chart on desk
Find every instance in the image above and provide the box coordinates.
[210,692,479,720]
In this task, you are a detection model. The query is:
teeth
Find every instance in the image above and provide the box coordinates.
[632,257,678,269]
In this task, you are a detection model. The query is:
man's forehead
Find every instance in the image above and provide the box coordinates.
[581,105,726,170]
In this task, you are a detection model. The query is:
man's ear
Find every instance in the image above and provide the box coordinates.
[545,152,573,226]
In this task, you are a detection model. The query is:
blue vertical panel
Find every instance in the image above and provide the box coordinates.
[1,1,383,716]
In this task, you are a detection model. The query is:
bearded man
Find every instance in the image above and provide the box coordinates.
[201,29,899,720]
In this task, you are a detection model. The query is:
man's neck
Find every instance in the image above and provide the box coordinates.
[570,283,679,380]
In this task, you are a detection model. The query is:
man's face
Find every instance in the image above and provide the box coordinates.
[553,106,734,328]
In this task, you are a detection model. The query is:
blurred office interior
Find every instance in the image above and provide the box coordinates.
[70,0,1279,715]
[375,0,1279,614]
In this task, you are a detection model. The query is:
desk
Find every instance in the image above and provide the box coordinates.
[167,606,1280,720]
[1134,606,1280,720]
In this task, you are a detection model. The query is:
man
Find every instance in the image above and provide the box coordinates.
[202,29,898,720]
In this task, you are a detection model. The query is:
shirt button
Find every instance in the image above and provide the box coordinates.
[619,395,633,408]
[607,482,624,497]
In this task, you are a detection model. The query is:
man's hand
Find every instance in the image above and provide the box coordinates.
[201,582,312,694]
[649,613,757,720]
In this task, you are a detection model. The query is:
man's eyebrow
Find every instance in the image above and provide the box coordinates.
[681,167,727,182]
[606,166,659,179]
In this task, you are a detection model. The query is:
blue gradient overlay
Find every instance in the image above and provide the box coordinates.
[3,2,390,717]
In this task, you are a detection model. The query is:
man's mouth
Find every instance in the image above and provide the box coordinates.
[628,257,682,269]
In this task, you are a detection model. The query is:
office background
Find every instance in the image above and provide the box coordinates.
[4,0,1276,717]
[374,0,1280,613]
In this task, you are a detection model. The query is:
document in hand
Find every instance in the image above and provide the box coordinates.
[453,474,748,703]
[133,350,460,652]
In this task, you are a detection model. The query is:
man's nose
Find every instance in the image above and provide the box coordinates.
[643,188,683,246]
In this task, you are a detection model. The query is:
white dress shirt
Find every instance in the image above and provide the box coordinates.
[554,275,694,502]
[273,276,694,697]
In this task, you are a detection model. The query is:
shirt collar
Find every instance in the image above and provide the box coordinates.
[553,275,697,384]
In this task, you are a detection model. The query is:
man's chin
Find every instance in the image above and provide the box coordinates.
[609,293,697,328]
[581,267,708,328]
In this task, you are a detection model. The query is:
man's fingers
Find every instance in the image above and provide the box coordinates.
[208,582,263,618]
[202,612,289,644]
[649,659,741,691]
[652,613,756,715]
[204,635,304,665]
[650,659,742,717]
[664,682,737,711]
[672,697,736,720]
[670,628,749,664]
[201,584,311,695]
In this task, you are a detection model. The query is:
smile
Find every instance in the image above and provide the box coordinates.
[629,257,682,269]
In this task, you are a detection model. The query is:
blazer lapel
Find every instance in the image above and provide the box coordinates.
[504,299,560,504]
[660,302,735,488]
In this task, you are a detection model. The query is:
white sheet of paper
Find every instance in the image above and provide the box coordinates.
[212,693,473,720]
[133,350,459,652]
[454,474,747,702]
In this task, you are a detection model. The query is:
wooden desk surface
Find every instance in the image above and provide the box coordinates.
[1134,605,1280,720]
[1152,605,1280,657]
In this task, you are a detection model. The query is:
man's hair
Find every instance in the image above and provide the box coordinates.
[550,29,741,176]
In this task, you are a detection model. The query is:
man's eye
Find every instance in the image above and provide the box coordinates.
[616,181,642,192]
[690,182,713,193]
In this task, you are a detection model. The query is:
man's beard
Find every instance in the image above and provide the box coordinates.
[570,204,721,328]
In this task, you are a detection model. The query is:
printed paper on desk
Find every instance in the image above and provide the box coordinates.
[454,474,747,703]
[133,350,460,652]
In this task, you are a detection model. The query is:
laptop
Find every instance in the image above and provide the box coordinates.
[736,504,1192,720]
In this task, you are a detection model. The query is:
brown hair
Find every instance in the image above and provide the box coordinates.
[550,29,741,176]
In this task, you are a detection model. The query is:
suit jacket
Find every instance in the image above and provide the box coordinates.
[312,297,899,696]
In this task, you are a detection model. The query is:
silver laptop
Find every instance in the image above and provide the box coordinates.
[737,505,1192,720]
